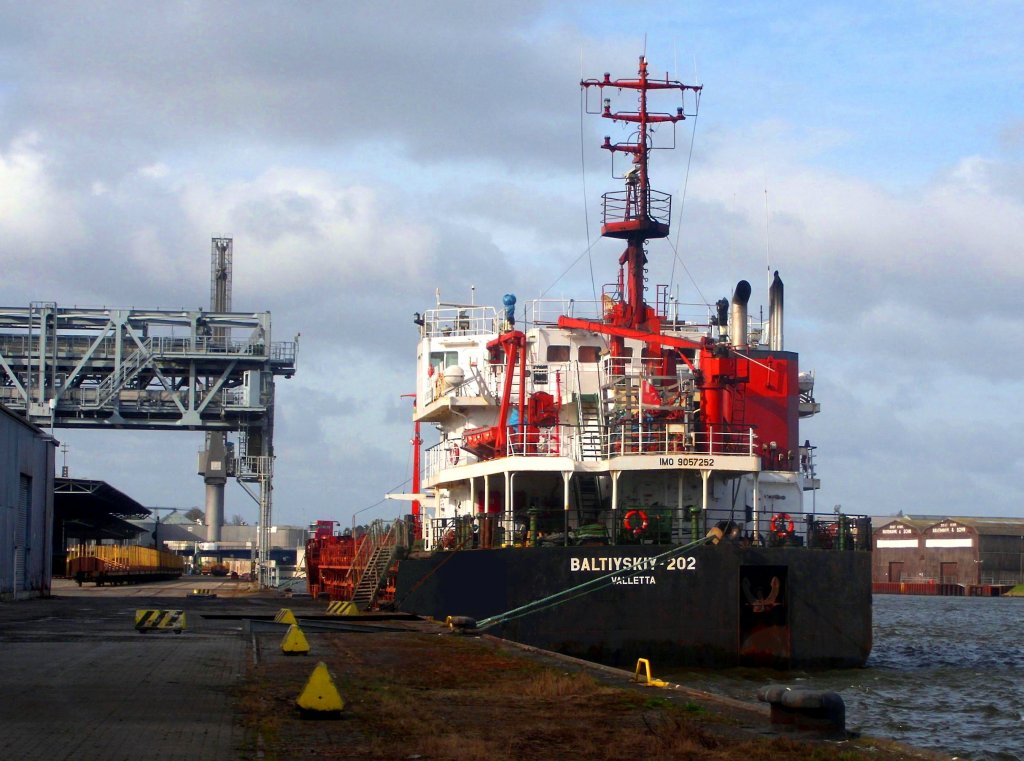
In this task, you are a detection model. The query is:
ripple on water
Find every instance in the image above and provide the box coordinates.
[664,594,1024,761]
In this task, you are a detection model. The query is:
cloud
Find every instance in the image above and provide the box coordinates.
[0,134,85,263]
[182,168,438,291]
[3,3,1024,526]
[0,3,583,177]
[663,121,1024,325]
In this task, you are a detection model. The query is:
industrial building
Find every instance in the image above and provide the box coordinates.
[873,515,1024,590]
[53,476,150,576]
[0,403,57,599]
[129,515,306,581]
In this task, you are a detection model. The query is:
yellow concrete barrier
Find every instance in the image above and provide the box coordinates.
[135,609,186,634]
[274,608,298,625]
[281,624,310,655]
[325,601,359,616]
[296,662,344,715]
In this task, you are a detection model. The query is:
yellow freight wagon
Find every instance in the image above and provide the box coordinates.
[67,545,184,586]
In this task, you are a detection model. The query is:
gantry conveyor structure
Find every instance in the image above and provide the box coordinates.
[0,301,297,587]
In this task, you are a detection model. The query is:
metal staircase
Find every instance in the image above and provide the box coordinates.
[573,473,603,524]
[352,543,396,610]
[85,337,155,408]
[573,387,605,526]
[349,519,401,611]
[577,393,603,460]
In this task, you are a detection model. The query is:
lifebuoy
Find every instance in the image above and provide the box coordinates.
[623,509,649,536]
[448,444,460,465]
[771,512,794,537]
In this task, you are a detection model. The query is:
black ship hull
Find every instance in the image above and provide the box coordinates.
[395,544,872,669]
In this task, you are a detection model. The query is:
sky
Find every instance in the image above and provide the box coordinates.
[2,1,1023,527]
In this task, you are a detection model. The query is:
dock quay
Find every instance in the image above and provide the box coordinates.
[0,579,939,761]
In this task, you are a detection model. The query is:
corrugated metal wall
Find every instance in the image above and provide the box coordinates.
[1,407,56,600]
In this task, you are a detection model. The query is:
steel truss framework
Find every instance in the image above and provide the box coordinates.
[0,302,297,587]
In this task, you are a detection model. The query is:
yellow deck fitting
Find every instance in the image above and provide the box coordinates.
[187,588,216,598]
[633,658,668,688]
[134,609,186,634]
[296,661,344,715]
[325,601,359,616]
[280,624,310,655]
[274,608,298,625]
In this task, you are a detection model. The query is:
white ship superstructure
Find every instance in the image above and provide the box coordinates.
[414,291,820,551]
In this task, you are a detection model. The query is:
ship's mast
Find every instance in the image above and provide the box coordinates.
[581,56,701,331]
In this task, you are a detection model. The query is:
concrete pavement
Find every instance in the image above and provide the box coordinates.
[0,578,280,760]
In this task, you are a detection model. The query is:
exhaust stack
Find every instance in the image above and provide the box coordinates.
[728,280,751,348]
[769,271,784,351]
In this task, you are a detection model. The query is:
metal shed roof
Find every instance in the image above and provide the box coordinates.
[55,477,150,542]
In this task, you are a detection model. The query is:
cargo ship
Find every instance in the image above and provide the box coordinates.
[309,55,872,668]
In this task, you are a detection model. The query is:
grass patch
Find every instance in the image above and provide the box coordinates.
[235,629,936,761]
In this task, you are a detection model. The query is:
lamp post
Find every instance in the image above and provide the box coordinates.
[401,393,422,541]
[351,501,386,537]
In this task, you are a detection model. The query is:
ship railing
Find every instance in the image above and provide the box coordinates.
[505,425,576,458]
[523,297,714,329]
[426,510,872,550]
[601,187,672,228]
[604,425,755,457]
[419,306,500,339]
[525,299,602,325]
[424,439,480,479]
[427,516,478,551]
[426,513,518,551]
[600,356,695,384]
[805,515,873,551]
[562,510,872,550]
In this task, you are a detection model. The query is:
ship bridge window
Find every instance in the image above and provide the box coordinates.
[546,345,570,362]
[430,351,459,370]
[578,345,602,363]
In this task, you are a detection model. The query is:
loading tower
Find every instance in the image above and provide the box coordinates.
[0,239,297,588]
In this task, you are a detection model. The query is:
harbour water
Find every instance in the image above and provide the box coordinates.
[668,594,1024,760]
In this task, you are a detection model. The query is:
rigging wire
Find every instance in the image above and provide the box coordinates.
[538,238,602,301]
[664,235,708,306]
[579,52,598,305]
[669,88,701,304]
[351,475,411,527]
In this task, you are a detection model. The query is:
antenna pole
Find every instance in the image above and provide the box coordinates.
[581,55,701,331]
[764,186,771,291]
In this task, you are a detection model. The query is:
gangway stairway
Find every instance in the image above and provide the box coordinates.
[352,544,396,610]
[349,520,402,611]
[574,393,604,524]
[577,393,603,460]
